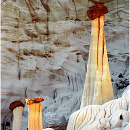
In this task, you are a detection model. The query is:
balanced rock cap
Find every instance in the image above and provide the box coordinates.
[87,3,108,20]
[25,97,44,105]
[9,101,25,111]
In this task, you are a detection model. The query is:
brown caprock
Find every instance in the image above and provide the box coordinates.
[80,4,114,108]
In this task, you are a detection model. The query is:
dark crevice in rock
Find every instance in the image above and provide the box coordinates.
[54,41,71,47]
[85,62,87,72]
[18,71,21,80]
[12,40,31,43]
[25,87,27,98]
[67,75,70,85]
[26,32,38,38]
[123,57,129,75]
[53,89,57,99]
[57,0,70,19]
[116,0,122,21]
[40,0,50,12]
[80,77,84,88]
[49,69,65,76]
[120,114,123,120]
[49,74,56,80]
[40,0,50,41]
[1,0,7,5]
[75,76,78,92]
[25,0,40,22]
[17,10,21,80]
[116,73,129,90]
[7,48,19,56]
[71,76,75,92]
[72,0,78,20]
[2,115,10,130]
[76,55,80,63]
[22,49,52,58]
[74,19,81,21]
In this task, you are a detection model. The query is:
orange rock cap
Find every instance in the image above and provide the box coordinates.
[25,97,44,105]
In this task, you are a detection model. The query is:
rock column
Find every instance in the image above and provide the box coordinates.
[12,107,23,130]
[25,97,44,130]
[81,4,114,108]
[9,101,25,130]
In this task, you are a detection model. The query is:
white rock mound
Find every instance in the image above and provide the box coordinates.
[67,88,130,130]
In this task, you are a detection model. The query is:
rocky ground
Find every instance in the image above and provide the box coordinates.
[49,122,68,130]
[1,0,129,129]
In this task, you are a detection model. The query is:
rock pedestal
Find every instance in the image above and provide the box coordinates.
[81,14,114,108]
[25,97,44,130]
[12,107,23,130]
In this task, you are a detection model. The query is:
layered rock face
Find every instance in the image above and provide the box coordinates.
[1,0,129,129]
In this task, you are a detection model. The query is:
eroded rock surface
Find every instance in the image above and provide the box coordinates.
[67,88,130,130]
[1,0,129,129]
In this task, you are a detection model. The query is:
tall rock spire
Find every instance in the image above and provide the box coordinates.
[80,4,114,108]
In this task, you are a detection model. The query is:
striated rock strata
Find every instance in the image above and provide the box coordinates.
[1,0,129,129]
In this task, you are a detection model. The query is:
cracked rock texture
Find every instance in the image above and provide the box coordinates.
[67,88,130,130]
[1,0,129,129]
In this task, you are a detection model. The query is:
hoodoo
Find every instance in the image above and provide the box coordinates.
[80,3,114,108]
[25,97,44,130]
[9,101,25,130]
